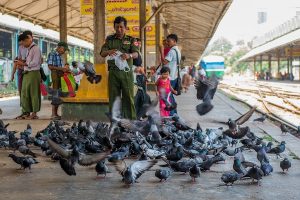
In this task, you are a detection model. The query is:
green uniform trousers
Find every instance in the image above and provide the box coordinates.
[108,69,136,120]
[21,70,41,113]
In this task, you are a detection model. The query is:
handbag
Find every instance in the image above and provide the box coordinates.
[173,49,182,95]
[133,52,142,66]
[61,73,76,97]
[40,83,48,96]
[40,68,47,82]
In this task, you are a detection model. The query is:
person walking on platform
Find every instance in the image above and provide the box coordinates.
[47,42,69,120]
[160,34,181,115]
[100,16,139,120]
[156,66,177,117]
[11,34,28,96]
[15,33,42,120]
[198,64,206,79]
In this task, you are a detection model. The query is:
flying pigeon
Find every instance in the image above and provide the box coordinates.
[114,160,157,185]
[83,60,102,84]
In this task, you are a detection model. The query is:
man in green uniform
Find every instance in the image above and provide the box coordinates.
[100,16,139,120]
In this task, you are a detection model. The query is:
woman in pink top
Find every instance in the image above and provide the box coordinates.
[156,66,177,117]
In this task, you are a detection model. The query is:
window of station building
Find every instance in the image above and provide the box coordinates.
[33,38,39,46]
[0,31,12,59]
[74,47,79,61]
[88,50,94,62]
[67,46,74,64]
[80,48,85,62]
[49,43,56,51]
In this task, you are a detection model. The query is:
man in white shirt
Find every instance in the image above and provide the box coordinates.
[160,34,181,115]
[198,64,206,79]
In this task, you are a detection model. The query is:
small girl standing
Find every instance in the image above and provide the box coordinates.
[156,66,177,117]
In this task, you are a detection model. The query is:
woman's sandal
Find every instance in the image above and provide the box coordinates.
[15,113,30,119]
[24,115,39,120]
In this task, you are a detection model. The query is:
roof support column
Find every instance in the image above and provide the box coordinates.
[93,0,105,64]
[140,0,146,69]
[268,54,271,80]
[163,23,169,38]
[59,0,67,62]
[259,55,262,72]
[253,57,256,80]
[155,11,161,66]
[277,49,280,79]
[289,45,293,80]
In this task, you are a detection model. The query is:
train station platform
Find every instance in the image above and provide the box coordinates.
[0,88,300,200]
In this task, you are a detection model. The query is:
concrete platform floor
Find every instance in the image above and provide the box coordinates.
[0,88,300,200]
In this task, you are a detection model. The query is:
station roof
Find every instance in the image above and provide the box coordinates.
[0,0,231,62]
[240,28,300,62]
[157,0,231,63]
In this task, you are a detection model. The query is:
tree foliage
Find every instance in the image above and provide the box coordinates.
[204,37,233,56]
[204,37,250,73]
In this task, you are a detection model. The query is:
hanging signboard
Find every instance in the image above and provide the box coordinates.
[80,0,93,15]
[80,0,156,46]
[106,0,155,46]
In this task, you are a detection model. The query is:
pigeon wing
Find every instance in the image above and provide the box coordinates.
[47,138,71,159]
[59,158,76,176]
[195,78,208,100]
[235,106,256,125]
[113,160,127,176]
[130,160,157,180]
[78,151,110,166]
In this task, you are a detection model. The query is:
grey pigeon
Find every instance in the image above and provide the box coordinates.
[155,168,172,182]
[83,60,102,84]
[223,126,250,139]
[189,164,201,182]
[253,114,266,123]
[243,166,264,184]
[162,157,195,173]
[8,154,39,172]
[47,138,110,176]
[260,161,273,176]
[195,75,218,115]
[280,124,289,134]
[280,158,291,172]
[114,160,157,185]
[268,141,286,158]
[233,157,247,175]
[95,160,110,177]
[254,144,269,164]
[223,147,244,157]
[221,171,241,185]
[18,145,36,158]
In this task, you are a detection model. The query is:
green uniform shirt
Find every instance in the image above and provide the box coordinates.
[100,34,139,70]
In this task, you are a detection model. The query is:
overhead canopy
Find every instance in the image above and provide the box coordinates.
[240,16,300,62]
[0,0,231,63]
[0,0,93,43]
[156,0,231,63]
[240,28,300,62]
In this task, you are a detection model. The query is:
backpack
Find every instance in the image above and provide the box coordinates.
[133,52,142,66]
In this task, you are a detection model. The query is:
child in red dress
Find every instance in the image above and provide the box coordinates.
[156,66,177,117]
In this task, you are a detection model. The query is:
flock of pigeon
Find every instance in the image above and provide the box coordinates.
[0,94,294,187]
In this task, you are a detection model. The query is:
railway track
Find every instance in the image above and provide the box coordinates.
[219,82,299,135]
[219,83,300,99]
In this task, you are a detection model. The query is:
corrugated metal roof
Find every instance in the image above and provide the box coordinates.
[157,0,231,63]
[0,0,231,62]
[240,28,300,62]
